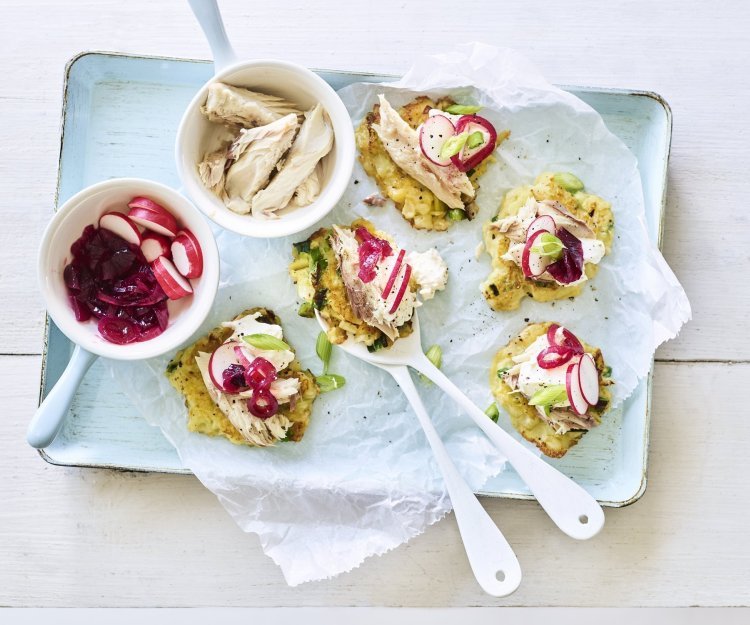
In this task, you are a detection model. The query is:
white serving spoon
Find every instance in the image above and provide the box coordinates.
[369,360,522,596]
[317,311,605,540]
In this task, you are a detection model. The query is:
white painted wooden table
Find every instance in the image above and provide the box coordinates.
[1,0,748,607]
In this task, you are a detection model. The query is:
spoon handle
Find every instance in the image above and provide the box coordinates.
[26,345,98,449]
[410,356,605,540]
[187,0,238,72]
[385,364,522,597]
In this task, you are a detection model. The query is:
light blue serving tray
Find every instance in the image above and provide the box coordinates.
[39,52,671,507]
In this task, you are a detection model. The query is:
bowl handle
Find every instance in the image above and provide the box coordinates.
[187,0,238,73]
[27,345,98,449]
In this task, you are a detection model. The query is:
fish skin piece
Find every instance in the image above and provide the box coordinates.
[371,94,474,209]
[251,103,334,217]
[202,82,301,127]
[223,113,299,214]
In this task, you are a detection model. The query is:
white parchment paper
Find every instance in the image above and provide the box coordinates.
[109,43,690,586]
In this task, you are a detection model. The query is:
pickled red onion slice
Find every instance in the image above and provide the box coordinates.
[247,387,279,419]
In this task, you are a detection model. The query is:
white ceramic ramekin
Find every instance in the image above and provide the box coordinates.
[38,178,219,361]
[175,1,355,238]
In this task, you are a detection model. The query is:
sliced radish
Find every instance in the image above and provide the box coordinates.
[521,230,551,278]
[128,196,171,214]
[526,215,556,241]
[140,232,172,263]
[151,256,193,300]
[208,341,244,392]
[419,114,456,166]
[98,212,141,246]
[578,353,600,405]
[566,360,589,416]
[382,249,405,300]
[388,263,412,314]
[450,115,498,172]
[170,229,203,279]
[127,198,178,237]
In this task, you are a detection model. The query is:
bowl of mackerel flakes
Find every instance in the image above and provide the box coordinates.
[176,60,355,239]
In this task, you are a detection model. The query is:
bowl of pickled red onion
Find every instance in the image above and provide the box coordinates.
[38,178,219,360]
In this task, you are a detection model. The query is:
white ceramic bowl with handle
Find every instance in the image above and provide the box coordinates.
[175,0,355,239]
[29,178,219,448]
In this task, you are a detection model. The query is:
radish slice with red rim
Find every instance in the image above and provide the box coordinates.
[140,232,171,263]
[382,249,405,300]
[450,114,498,172]
[521,230,552,278]
[208,340,244,392]
[171,229,204,279]
[578,353,600,405]
[128,206,178,238]
[566,359,589,416]
[98,212,142,246]
[546,323,584,354]
[536,344,575,369]
[151,256,193,300]
[419,114,456,166]
[388,263,412,314]
[128,196,170,214]
[526,215,556,241]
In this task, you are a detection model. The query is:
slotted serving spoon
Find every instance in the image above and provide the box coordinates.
[317,310,605,541]
[368,360,522,596]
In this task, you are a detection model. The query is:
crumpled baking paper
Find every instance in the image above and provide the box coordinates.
[108,43,690,586]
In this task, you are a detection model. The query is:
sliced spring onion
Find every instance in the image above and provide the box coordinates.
[553,172,584,193]
[602,365,613,378]
[447,208,466,221]
[528,384,568,408]
[316,331,332,374]
[496,366,510,378]
[439,132,469,159]
[485,403,500,422]
[530,232,566,259]
[316,374,346,393]
[466,131,485,149]
[298,301,314,318]
[425,344,442,369]
[243,334,290,351]
[445,104,482,115]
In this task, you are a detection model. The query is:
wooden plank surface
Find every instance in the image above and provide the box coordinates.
[1,0,748,608]
[3,356,748,606]
[0,0,747,360]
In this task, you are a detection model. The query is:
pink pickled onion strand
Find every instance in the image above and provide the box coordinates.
[233,345,253,369]
[388,263,412,314]
[382,249,405,300]
[546,323,584,354]
[536,344,576,369]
